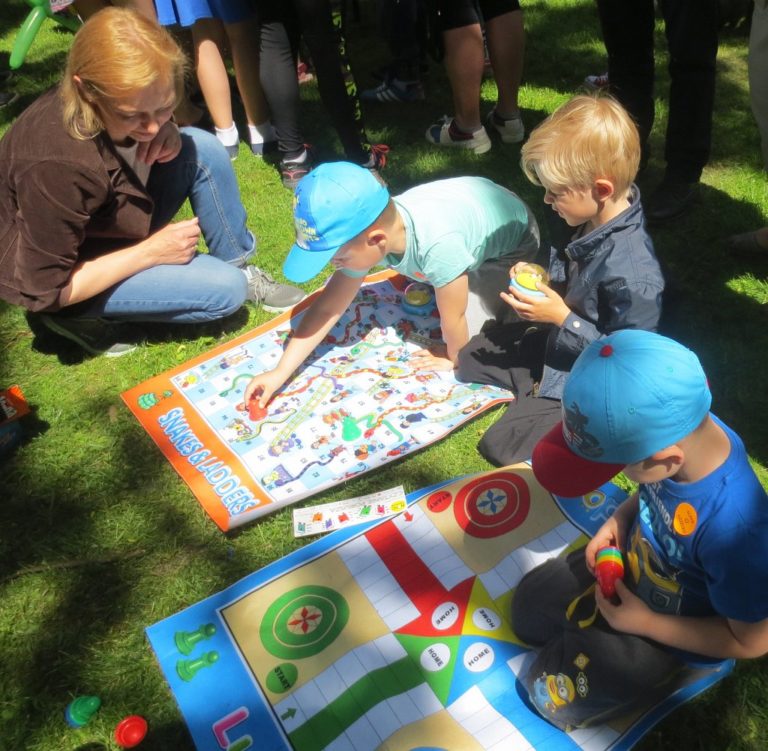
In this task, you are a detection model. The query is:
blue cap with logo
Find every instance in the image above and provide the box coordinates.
[532,330,712,497]
[282,161,390,284]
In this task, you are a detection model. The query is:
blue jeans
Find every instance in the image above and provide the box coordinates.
[83,127,252,323]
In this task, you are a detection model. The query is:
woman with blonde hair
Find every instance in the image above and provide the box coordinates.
[0,7,302,356]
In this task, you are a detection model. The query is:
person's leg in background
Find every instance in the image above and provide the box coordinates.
[594,0,656,154]
[191,18,241,158]
[726,0,768,253]
[750,0,768,171]
[425,1,491,154]
[255,2,315,189]
[362,0,427,103]
[293,0,387,171]
[444,22,484,131]
[224,15,277,156]
[643,0,720,221]
[483,1,525,144]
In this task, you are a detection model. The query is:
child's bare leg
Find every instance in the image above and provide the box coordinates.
[486,10,524,118]
[168,27,204,126]
[192,19,234,132]
[225,18,270,127]
[443,23,484,131]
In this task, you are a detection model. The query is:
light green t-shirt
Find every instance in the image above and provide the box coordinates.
[342,176,532,286]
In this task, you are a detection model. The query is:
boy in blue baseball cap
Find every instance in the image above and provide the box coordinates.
[245,160,539,407]
[512,330,768,731]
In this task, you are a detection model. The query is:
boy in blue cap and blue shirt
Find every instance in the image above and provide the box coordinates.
[512,329,768,731]
[245,161,539,406]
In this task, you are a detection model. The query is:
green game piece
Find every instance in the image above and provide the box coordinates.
[174,623,217,655]
[341,416,361,441]
[266,663,298,694]
[65,695,101,728]
[176,651,219,682]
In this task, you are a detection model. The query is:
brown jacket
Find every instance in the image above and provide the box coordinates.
[0,87,154,312]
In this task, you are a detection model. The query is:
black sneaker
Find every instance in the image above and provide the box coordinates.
[36,314,142,357]
[279,149,314,190]
[361,143,390,185]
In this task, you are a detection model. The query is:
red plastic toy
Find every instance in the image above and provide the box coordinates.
[114,715,148,748]
[595,546,624,598]
[247,396,267,422]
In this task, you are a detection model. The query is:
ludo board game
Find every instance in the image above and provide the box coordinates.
[147,466,732,751]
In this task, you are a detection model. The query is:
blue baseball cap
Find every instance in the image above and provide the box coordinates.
[532,330,712,497]
[282,161,390,284]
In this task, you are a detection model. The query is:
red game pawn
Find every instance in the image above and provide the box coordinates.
[114,715,148,749]
[247,396,267,422]
[595,546,624,598]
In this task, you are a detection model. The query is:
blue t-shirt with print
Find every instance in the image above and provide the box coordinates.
[626,415,768,623]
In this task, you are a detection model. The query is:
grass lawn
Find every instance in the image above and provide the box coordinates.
[1,1,768,749]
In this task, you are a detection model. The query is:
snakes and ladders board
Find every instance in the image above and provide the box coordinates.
[146,466,733,751]
[122,271,512,530]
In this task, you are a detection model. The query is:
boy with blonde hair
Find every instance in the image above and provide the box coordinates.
[245,162,539,407]
[457,94,664,466]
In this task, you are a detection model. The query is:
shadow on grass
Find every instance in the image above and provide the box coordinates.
[23,307,251,366]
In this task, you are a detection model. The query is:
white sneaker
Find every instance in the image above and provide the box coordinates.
[485,109,525,144]
[425,116,492,155]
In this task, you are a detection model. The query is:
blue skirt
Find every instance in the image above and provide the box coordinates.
[155,0,255,26]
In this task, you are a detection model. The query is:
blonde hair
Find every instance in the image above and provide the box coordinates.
[61,7,187,140]
[521,94,640,195]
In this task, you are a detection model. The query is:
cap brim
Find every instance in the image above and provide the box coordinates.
[282,243,338,284]
[531,422,626,498]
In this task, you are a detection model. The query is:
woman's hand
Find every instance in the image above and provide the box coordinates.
[143,217,201,266]
[137,121,182,165]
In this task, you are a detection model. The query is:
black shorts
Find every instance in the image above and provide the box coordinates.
[435,0,521,31]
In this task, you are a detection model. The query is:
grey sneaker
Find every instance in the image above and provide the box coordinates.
[241,266,305,313]
[37,313,142,357]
